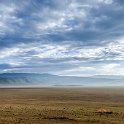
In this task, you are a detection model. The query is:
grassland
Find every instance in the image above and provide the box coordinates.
[0,87,123,124]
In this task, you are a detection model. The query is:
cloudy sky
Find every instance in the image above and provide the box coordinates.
[0,0,124,76]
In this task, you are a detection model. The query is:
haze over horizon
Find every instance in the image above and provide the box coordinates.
[0,0,124,77]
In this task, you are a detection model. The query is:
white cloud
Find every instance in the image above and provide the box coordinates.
[98,0,113,4]
[58,63,124,76]
[0,0,124,76]
[96,63,124,75]
[0,3,23,35]
[34,0,88,34]
[0,48,20,58]
[59,66,96,76]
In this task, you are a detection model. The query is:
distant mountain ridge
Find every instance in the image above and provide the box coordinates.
[0,73,52,78]
[0,73,124,86]
[92,75,124,79]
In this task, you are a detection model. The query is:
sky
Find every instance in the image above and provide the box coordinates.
[0,0,124,76]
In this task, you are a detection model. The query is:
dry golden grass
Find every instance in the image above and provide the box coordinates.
[0,87,123,124]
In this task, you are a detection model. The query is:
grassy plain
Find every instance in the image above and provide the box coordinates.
[0,87,123,124]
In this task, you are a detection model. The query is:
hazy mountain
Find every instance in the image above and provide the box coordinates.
[92,75,124,79]
[0,73,123,87]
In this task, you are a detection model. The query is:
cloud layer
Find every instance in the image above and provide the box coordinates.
[0,0,124,76]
